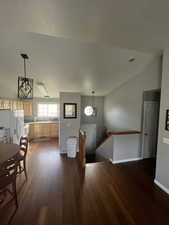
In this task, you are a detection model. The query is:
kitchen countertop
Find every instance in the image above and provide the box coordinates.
[25,121,59,125]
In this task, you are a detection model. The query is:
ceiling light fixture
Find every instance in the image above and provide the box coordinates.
[128,57,136,62]
[84,90,97,117]
[18,53,33,99]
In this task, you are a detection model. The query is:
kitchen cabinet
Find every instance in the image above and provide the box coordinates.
[0,99,33,116]
[23,101,32,116]
[28,122,59,139]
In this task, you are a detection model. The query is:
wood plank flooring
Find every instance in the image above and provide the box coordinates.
[1,140,169,225]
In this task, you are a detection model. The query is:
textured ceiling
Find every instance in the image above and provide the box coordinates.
[0,0,166,97]
[0,32,155,97]
[0,0,169,53]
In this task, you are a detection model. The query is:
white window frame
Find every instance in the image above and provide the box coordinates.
[37,103,59,119]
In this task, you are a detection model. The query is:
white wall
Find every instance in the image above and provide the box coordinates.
[104,57,162,132]
[81,96,105,145]
[96,134,141,162]
[156,48,169,190]
[96,136,114,160]
[112,134,141,162]
[59,92,81,153]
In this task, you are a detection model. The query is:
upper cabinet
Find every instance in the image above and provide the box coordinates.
[0,99,33,116]
[23,101,33,116]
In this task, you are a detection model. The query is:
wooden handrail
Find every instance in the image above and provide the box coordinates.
[79,130,86,169]
[108,130,142,136]
[97,130,142,149]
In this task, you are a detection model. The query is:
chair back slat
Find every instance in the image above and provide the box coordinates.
[0,157,19,207]
[0,159,18,186]
[19,136,29,156]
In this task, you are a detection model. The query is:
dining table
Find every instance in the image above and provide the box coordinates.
[0,143,20,204]
[0,143,20,166]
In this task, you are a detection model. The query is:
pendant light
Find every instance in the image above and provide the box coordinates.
[18,53,33,99]
[84,90,97,117]
[91,91,97,117]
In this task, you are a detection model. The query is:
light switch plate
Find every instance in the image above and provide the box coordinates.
[163,137,169,145]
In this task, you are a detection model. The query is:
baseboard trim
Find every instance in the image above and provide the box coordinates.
[112,157,142,164]
[154,179,169,195]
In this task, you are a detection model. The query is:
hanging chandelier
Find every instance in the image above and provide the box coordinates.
[18,53,33,99]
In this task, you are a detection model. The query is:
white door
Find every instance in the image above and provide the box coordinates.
[142,101,159,158]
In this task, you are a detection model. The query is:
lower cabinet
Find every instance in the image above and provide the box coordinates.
[28,122,59,139]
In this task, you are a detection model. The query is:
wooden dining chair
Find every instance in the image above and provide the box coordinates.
[0,158,19,207]
[14,137,29,180]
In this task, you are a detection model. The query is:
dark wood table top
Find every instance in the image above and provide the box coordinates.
[0,143,20,165]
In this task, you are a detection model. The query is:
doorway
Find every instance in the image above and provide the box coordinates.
[141,90,161,177]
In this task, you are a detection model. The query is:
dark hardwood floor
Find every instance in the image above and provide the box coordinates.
[1,140,169,225]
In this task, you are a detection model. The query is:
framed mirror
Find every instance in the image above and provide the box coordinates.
[64,103,77,119]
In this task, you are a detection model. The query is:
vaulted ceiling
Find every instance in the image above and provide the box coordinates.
[0,0,168,97]
[0,0,169,53]
[0,32,155,97]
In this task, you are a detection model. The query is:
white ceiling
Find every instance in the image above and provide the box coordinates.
[0,0,167,97]
[0,0,169,53]
[0,32,155,97]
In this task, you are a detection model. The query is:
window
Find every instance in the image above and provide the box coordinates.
[37,103,58,118]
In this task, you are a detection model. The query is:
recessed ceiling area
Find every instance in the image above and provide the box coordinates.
[0,0,169,53]
[0,32,156,98]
